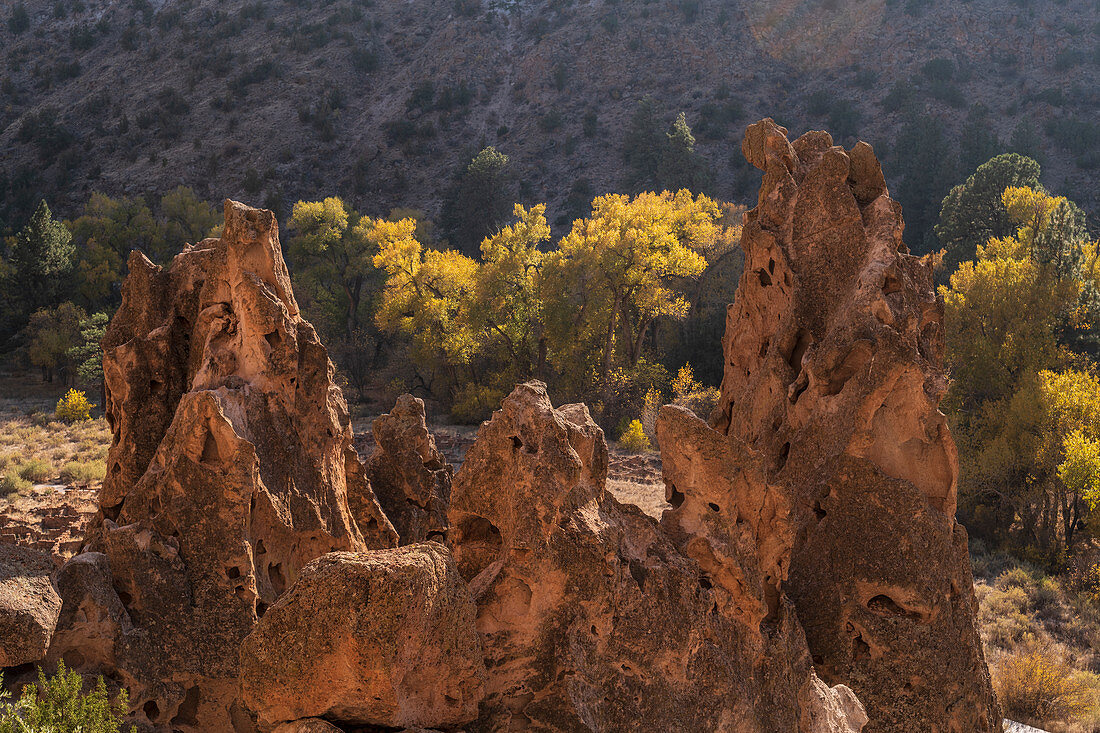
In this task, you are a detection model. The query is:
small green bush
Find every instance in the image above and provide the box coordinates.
[18,458,53,484]
[60,460,106,485]
[0,470,30,496]
[0,663,135,733]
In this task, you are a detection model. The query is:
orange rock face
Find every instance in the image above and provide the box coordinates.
[447,382,866,732]
[239,545,485,730]
[46,200,397,730]
[674,119,998,732]
[0,543,60,668]
[367,395,452,544]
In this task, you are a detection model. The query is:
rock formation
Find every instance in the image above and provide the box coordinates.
[45,200,397,730]
[660,119,997,732]
[240,544,484,730]
[13,120,999,732]
[447,381,865,732]
[367,395,452,544]
[0,544,61,668]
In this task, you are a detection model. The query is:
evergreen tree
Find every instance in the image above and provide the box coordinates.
[934,153,1042,280]
[657,113,713,194]
[441,147,512,258]
[8,200,74,316]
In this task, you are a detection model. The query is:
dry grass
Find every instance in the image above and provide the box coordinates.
[974,544,1100,731]
[0,398,110,502]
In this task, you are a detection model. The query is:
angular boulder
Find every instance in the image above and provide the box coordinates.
[239,544,485,731]
[673,119,998,732]
[448,381,864,732]
[367,395,452,544]
[0,543,61,668]
[47,200,397,730]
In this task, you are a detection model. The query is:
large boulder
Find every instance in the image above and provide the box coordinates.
[673,119,999,732]
[239,544,485,731]
[0,543,61,668]
[47,200,397,730]
[367,395,452,544]
[447,382,864,732]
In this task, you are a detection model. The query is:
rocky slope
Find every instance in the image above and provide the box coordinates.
[0,0,1096,237]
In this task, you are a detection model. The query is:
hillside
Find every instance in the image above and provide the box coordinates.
[1,0,1097,247]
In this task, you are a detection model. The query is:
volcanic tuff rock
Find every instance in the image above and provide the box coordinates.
[240,545,485,730]
[367,395,452,544]
[45,200,397,730]
[681,118,997,731]
[15,118,999,731]
[0,543,61,668]
[446,381,865,732]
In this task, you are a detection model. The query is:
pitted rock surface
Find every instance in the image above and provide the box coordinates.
[0,543,61,668]
[46,200,396,731]
[672,118,998,733]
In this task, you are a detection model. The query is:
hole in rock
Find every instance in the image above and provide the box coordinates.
[628,560,647,591]
[149,379,164,395]
[784,272,791,287]
[103,501,122,521]
[823,342,873,396]
[453,516,504,582]
[667,483,685,509]
[851,634,871,662]
[426,531,446,543]
[813,501,827,521]
[256,601,269,618]
[757,269,772,287]
[883,274,903,295]
[777,443,791,471]
[109,461,121,475]
[234,585,250,601]
[866,594,925,621]
[591,625,598,636]
[200,431,221,465]
[62,649,85,668]
[289,377,296,386]
[768,258,776,274]
[226,566,241,580]
[510,436,523,450]
[143,700,161,722]
[759,339,770,358]
[699,575,713,590]
[170,686,200,727]
[254,538,266,555]
[707,502,720,513]
[267,563,286,595]
[786,329,813,372]
[116,588,133,608]
[264,331,282,349]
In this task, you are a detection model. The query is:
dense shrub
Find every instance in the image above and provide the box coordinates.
[0,663,134,733]
[56,389,93,423]
[996,645,1093,723]
[619,420,650,452]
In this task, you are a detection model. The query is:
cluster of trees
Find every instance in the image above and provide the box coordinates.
[0,187,218,388]
[287,188,741,428]
[940,154,1100,561]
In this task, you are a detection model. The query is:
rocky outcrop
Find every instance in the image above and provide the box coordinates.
[240,545,484,731]
[666,119,998,732]
[0,544,61,668]
[45,200,397,730]
[447,381,865,732]
[367,395,452,544]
